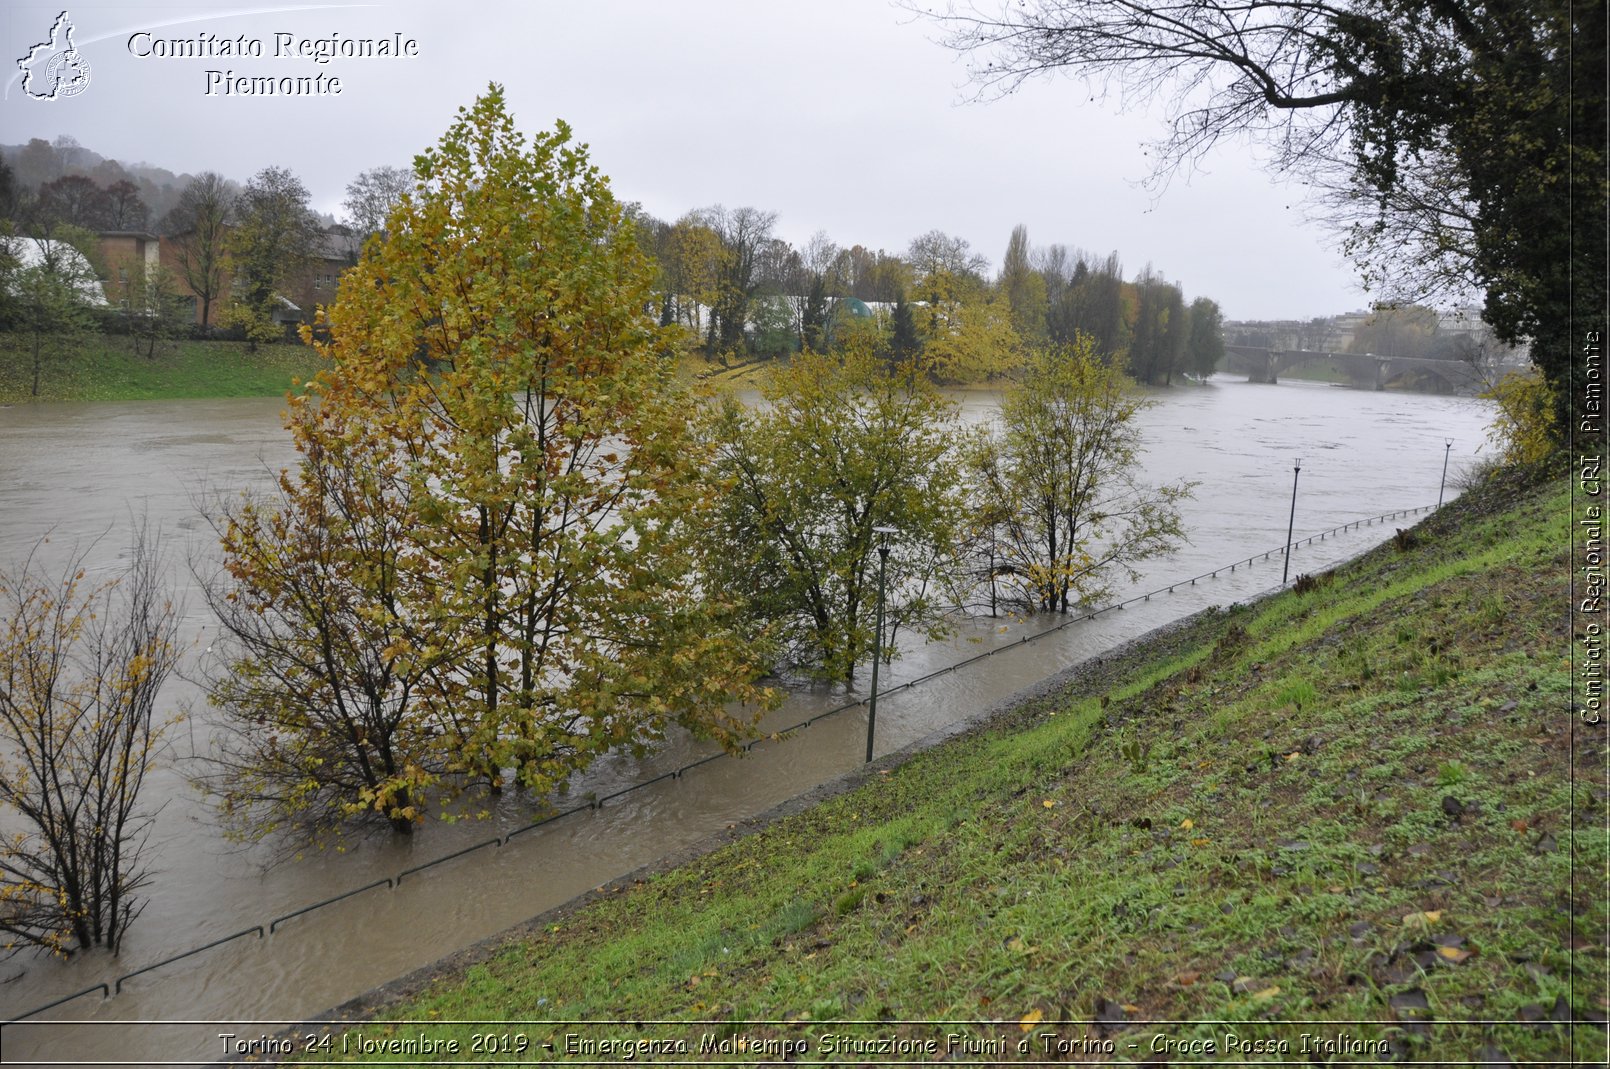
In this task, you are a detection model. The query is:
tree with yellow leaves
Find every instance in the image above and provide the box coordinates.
[203,87,771,849]
[912,267,1022,384]
[0,526,179,955]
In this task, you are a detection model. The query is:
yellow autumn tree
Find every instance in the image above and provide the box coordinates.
[0,526,179,954]
[912,267,1023,383]
[203,87,771,849]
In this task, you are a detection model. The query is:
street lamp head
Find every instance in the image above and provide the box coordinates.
[872,525,899,542]
[1445,438,1454,448]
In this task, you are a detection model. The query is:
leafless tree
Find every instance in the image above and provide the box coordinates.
[0,526,180,957]
[695,204,779,357]
[910,0,1601,438]
[341,164,413,245]
[913,1,1358,185]
[100,180,149,231]
[906,229,989,281]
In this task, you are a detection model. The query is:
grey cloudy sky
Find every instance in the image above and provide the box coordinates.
[3,0,1371,320]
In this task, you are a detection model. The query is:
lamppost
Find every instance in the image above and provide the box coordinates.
[1282,458,1302,585]
[865,525,898,764]
[1438,438,1453,508]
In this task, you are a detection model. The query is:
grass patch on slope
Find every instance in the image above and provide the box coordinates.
[314,468,1601,1063]
[0,334,322,403]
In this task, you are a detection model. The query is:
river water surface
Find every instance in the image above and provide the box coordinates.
[0,378,1492,1065]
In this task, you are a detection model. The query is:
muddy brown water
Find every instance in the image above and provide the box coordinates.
[0,380,1491,1065]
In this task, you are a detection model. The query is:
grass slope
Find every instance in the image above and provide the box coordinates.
[316,470,1602,1064]
[0,335,322,403]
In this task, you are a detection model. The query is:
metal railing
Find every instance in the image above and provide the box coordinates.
[1,502,1432,1028]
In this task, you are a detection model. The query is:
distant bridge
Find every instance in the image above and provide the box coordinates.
[1223,346,1486,394]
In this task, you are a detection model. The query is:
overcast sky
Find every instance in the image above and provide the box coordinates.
[3,0,1373,320]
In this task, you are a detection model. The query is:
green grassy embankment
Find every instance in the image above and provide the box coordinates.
[0,334,322,403]
[319,468,1600,1063]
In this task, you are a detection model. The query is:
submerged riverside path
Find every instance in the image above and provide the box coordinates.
[6,504,1450,1065]
[307,469,1602,1065]
[0,380,1495,1065]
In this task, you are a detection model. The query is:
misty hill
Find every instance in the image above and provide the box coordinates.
[1,136,339,231]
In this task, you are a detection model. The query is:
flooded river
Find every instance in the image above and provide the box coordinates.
[0,378,1492,1064]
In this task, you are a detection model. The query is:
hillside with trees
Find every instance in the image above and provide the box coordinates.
[2,136,1229,391]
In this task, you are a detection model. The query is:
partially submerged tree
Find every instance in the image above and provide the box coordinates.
[0,527,180,956]
[204,87,771,848]
[968,337,1192,614]
[199,388,449,847]
[1186,296,1225,379]
[704,346,970,683]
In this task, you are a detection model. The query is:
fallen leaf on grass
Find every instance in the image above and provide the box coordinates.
[1019,1009,1043,1030]
[1437,945,1475,964]
[1401,909,1443,925]
[1042,799,1056,809]
[1179,818,1194,830]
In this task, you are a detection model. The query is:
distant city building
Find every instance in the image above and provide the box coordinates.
[94,224,355,330]
[1222,307,1526,369]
